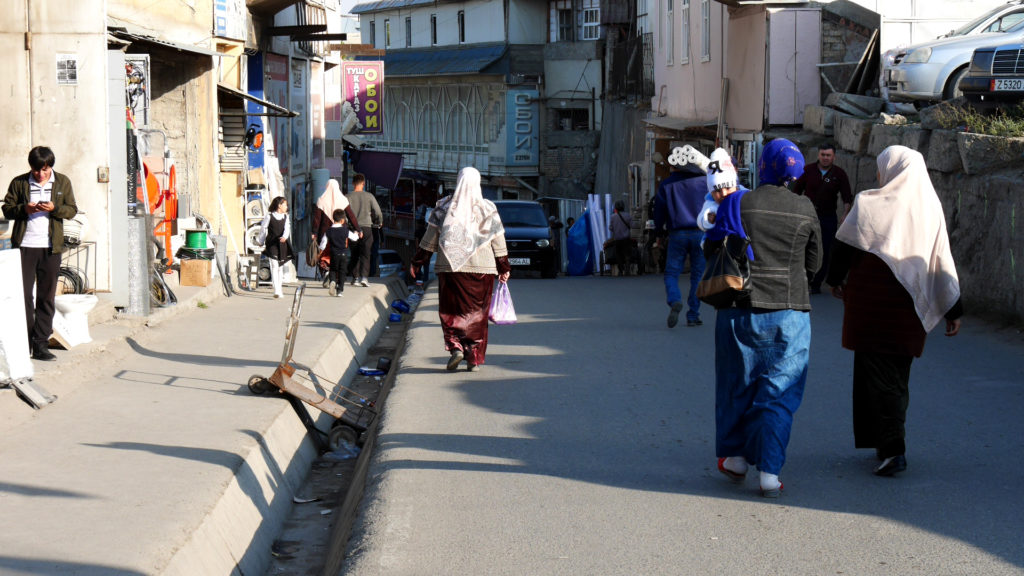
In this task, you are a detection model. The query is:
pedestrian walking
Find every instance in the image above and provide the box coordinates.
[2,146,79,361]
[697,147,744,233]
[608,200,632,276]
[413,201,431,283]
[311,178,359,287]
[320,208,354,297]
[827,145,962,477]
[654,162,707,327]
[792,143,853,294]
[410,167,511,372]
[708,138,821,497]
[258,196,295,299]
[311,178,359,249]
[346,174,382,287]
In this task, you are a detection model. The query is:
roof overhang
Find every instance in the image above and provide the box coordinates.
[351,0,445,15]
[343,134,368,149]
[108,24,220,57]
[356,43,507,77]
[265,25,327,36]
[331,44,386,57]
[217,83,298,117]
[713,0,809,6]
[290,33,348,42]
[246,0,302,17]
[641,116,717,132]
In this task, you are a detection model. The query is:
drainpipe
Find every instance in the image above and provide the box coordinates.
[286,49,293,204]
[591,87,596,131]
[26,0,33,139]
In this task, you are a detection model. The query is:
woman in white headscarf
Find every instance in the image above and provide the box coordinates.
[311,179,359,285]
[827,145,963,477]
[410,167,511,372]
[312,179,358,245]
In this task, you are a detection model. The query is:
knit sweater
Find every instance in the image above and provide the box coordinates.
[347,189,382,230]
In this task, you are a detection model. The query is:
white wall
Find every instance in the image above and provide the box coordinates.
[834,0,1009,50]
[109,0,213,44]
[0,0,112,290]
[508,0,547,44]
[767,8,820,125]
[724,7,767,132]
[546,60,602,100]
[650,0,727,123]
[0,7,32,168]
[360,0,508,49]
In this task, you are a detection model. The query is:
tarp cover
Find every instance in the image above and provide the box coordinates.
[566,210,593,276]
[352,150,405,190]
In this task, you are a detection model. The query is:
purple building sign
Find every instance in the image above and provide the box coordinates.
[341,61,384,134]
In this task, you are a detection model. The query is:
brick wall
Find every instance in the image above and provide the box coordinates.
[541,128,599,199]
[820,14,873,99]
[541,147,591,178]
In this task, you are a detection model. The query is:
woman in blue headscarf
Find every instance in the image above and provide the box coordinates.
[707,139,822,497]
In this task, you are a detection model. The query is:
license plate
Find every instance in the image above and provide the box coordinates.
[509,257,530,266]
[994,78,1024,91]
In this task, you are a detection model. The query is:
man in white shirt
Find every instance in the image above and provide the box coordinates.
[2,146,79,361]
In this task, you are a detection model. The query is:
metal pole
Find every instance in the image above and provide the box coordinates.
[342,149,349,195]
[125,215,150,316]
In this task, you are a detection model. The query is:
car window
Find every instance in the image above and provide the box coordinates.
[984,12,1024,32]
[951,5,1016,36]
[1007,17,1024,32]
[496,205,548,227]
[1002,12,1024,30]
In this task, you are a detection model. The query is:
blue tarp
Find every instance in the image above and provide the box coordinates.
[566,210,593,276]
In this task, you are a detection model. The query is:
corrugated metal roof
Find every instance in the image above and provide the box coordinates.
[217,84,299,117]
[358,43,507,76]
[642,116,717,131]
[108,17,220,57]
[351,0,441,14]
[713,0,810,5]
